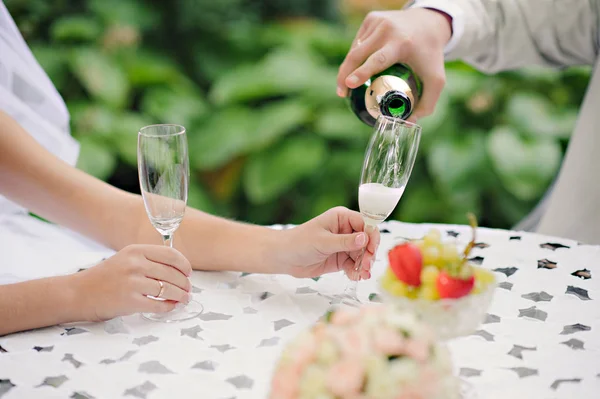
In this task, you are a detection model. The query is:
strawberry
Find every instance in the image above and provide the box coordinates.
[388,243,423,287]
[436,271,475,299]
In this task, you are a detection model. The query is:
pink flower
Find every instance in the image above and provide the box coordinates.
[334,328,370,357]
[404,340,429,363]
[292,335,318,369]
[326,359,365,397]
[373,327,405,355]
[331,309,359,325]
[270,366,300,399]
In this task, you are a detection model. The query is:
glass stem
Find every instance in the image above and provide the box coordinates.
[345,223,377,298]
[162,234,174,248]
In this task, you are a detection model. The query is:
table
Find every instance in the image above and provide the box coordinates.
[1,221,599,399]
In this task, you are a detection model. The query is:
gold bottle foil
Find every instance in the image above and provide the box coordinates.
[364,75,415,120]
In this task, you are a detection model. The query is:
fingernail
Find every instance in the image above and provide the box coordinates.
[337,86,345,97]
[367,271,372,279]
[355,233,366,247]
[347,75,359,85]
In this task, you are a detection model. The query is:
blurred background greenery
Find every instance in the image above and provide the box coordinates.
[6,0,590,229]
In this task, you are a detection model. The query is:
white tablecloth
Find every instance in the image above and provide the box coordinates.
[0,220,599,399]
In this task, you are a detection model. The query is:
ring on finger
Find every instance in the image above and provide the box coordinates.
[156,280,165,299]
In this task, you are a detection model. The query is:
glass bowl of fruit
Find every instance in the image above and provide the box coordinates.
[378,215,497,341]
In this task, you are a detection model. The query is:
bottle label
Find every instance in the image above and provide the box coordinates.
[365,75,414,120]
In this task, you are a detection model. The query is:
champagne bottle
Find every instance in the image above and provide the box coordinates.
[349,63,422,126]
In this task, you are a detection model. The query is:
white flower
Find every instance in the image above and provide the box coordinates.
[299,365,327,399]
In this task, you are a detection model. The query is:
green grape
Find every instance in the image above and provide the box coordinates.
[418,285,440,300]
[440,243,461,266]
[421,265,439,285]
[422,246,440,267]
[423,229,442,248]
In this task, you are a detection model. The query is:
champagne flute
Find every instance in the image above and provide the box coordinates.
[138,124,204,322]
[339,115,421,305]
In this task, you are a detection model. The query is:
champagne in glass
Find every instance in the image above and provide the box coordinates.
[138,124,203,322]
[341,115,421,305]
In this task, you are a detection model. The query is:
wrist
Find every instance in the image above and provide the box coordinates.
[423,8,453,47]
[64,272,94,322]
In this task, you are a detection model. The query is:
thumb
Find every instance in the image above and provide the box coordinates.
[326,232,368,254]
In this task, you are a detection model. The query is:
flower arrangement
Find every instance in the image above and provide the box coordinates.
[269,305,459,399]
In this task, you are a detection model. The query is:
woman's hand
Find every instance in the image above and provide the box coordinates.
[278,207,380,280]
[72,245,192,322]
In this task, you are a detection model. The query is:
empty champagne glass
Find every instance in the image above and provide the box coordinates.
[138,124,204,322]
[337,115,421,306]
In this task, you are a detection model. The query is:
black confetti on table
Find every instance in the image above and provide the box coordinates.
[226,375,254,389]
[550,378,582,390]
[274,319,294,331]
[538,259,557,269]
[296,287,317,294]
[191,286,203,293]
[211,344,235,353]
[38,375,68,388]
[61,327,88,336]
[240,272,252,277]
[521,291,553,302]
[446,230,459,237]
[460,368,482,377]
[0,346,6,353]
[71,392,95,399]
[311,277,320,282]
[192,360,217,371]
[484,314,501,324]
[473,242,490,249]
[518,306,548,321]
[199,312,232,322]
[472,330,495,341]
[33,345,53,352]
[498,281,513,291]
[566,285,591,300]
[509,236,522,240]
[104,318,129,334]
[509,367,538,378]
[379,228,391,234]
[540,242,570,251]
[243,307,258,314]
[258,337,280,348]
[561,338,585,350]
[494,267,518,277]
[0,380,15,398]
[571,269,591,280]
[560,324,591,335]
[139,361,174,374]
[508,345,536,360]
[132,336,159,346]
[63,353,83,368]
[181,325,203,340]
[468,256,484,265]
[124,381,156,399]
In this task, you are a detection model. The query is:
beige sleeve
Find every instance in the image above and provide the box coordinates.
[413,0,600,72]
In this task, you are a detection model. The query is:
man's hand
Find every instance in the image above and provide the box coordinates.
[337,8,452,120]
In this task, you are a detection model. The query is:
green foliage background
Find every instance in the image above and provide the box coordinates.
[6,0,590,228]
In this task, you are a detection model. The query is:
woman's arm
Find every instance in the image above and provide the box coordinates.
[0,111,378,277]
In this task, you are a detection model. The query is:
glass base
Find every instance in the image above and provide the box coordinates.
[460,377,477,399]
[142,300,204,323]
[330,286,362,308]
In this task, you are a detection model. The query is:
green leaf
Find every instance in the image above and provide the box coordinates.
[76,136,117,180]
[187,182,216,214]
[69,103,117,139]
[427,133,489,193]
[30,45,68,88]
[141,86,208,128]
[123,51,182,87]
[88,0,158,30]
[506,93,575,139]
[487,126,562,201]
[249,100,312,151]
[69,48,129,109]
[396,183,445,223]
[50,16,101,42]
[108,112,154,166]
[314,106,370,141]
[444,69,483,99]
[244,135,327,204]
[210,48,330,105]
[190,108,255,170]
